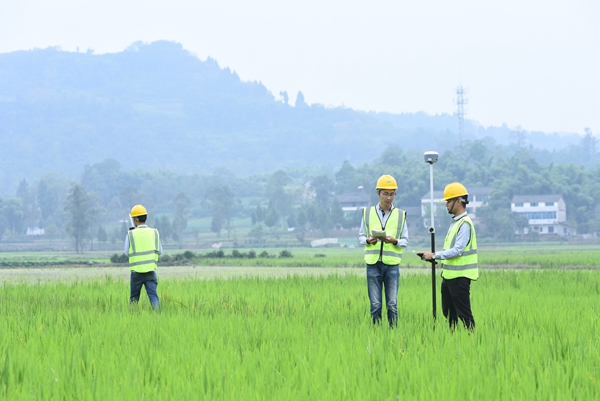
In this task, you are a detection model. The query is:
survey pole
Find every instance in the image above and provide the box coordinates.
[423,151,439,322]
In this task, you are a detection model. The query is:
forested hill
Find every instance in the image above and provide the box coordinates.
[0,40,582,194]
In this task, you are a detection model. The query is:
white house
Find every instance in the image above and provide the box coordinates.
[421,187,491,227]
[25,227,45,236]
[510,194,574,236]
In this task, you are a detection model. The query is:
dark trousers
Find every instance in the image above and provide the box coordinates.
[130,270,160,310]
[441,277,475,331]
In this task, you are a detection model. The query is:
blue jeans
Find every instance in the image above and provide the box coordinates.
[130,270,160,310]
[367,261,399,327]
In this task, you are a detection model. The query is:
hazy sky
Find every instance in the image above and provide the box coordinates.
[1,0,598,134]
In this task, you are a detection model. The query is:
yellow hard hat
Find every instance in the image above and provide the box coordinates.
[130,204,148,217]
[376,175,398,190]
[442,182,468,201]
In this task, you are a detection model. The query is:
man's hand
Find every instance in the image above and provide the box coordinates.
[420,252,435,261]
[382,236,398,245]
[365,237,376,245]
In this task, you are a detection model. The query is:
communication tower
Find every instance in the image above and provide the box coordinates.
[454,85,468,145]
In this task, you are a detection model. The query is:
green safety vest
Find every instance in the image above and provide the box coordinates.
[128,227,161,273]
[441,215,479,280]
[363,206,406,265]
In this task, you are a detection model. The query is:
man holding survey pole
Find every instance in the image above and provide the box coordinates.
[420,182,478,331]
[358,175,408,327]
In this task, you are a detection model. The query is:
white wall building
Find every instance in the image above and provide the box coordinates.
[511,194,574,236]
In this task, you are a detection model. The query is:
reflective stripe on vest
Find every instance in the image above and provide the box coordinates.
[441,215,479,280]
[128,227,160,273]
[363,206,406,265]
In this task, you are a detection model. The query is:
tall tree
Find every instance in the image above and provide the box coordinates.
[296,208,307,230]
[172,192,191,246]
[329,198,346,228]
[16,179,40,232]
[97,226,108,246]
[263,200,279,228]
[64,183,95,253]
[210,214,223,237]
[106,196,124,225]
[279,90,289,105]
[37,179,57,226]
[251,204,265,225]
[204,184,238,238]
[154,215,172,243]
[119,186,151,210]
[265,170,291,218]
[81,158,124,206]
[311,175,333,207]
[1,197,25,238]
[35,173,70,227]
[0,215,7,241]
[295,91,306,107]
[334,161,359,194]
[581,128,597,162]
[377,144,405,167]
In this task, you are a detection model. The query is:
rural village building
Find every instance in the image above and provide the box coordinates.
[510,194,575,236]
[336,190,370,218]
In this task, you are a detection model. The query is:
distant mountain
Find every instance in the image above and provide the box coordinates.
[0,40,581,194]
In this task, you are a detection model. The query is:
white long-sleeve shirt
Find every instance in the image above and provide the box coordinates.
[434,212,471,260]
[357,204,409,248]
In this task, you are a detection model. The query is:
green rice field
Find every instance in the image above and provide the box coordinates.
[1,266,599,399]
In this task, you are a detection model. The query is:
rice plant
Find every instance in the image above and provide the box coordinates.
[0,270,599,399]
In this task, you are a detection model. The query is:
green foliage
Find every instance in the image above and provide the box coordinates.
[278,249,293,258]
[1,109,600,248]
[97,226,108,244]
[0,259,98,267]
[265,170,292,218]
[251,204,265,225]
[110,253,129,264]
[154,215,172,243]
[172,192,191,246]
[205,249,225,258]
[0,197,24,238]
[204,180,238,238]
[263,200,279,228]
[63,184,96,253]
[248,223,266,243]
[4,244,600,269]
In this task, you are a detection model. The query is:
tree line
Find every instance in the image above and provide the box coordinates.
[0,137,599,251]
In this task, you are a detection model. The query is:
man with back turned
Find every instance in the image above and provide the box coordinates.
[124,204,162,310]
